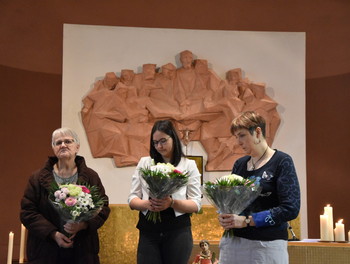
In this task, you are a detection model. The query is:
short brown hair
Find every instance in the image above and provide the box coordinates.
[230,111,266,137]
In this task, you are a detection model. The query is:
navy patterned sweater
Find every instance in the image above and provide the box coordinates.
[232,150,300,241]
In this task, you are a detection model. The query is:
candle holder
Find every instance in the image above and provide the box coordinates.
[287,222,299,241]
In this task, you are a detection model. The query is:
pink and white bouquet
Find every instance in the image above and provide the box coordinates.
[49,183,105,234]
[139,161,189,223]
[204,174,261,237]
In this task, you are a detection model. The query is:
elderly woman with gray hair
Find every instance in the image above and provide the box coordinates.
[20,128,110,264]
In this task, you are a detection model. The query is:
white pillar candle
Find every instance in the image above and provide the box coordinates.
[334,219,345,242]
[324,205,334,241]
[320,214,331,241]
[7,232,14,264]
[19,224,26,263]
[348,230,350,242]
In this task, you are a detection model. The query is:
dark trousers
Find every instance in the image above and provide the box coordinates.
[137,226,193,264]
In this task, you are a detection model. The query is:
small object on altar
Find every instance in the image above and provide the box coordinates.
[192,240,219,264]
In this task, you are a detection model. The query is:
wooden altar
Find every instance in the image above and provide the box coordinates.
[288,240,350,264]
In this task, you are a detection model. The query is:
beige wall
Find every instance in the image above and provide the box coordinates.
[1,0,349,262]
[62,25,307,235]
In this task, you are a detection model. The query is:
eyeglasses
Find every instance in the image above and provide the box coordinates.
[152,137,170,147]
[53,139,75,147]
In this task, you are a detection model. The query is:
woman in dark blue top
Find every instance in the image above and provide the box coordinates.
[218,111,300,264]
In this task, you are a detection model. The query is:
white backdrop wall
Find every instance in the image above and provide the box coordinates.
[62,24,306,237]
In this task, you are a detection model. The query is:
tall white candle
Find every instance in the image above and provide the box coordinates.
[7,232,14,264]
[324,205,334,241]
[19,224,26,263]
[348,230,350,242]
[320,214,330,241]
[334,219,345,242]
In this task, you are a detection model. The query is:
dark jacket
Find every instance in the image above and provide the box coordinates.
[20,155,110,264]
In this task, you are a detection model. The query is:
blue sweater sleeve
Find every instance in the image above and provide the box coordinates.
[253,155,300,227]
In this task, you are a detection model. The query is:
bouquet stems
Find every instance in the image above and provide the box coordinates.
[223,229,235,238]
[146,211,161,223]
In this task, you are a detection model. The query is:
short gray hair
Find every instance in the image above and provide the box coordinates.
[51,127,80,147]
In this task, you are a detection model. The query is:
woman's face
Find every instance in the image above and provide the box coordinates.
[152,130,174,161]
[52,134,79,160]
[234,128,255,155]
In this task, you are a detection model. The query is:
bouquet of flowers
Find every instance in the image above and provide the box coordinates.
[203,174,261,237]
[49,182,106,236]
[139,160,189,223]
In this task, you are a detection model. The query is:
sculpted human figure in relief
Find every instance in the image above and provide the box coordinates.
[120,69,134,86]
[155,63,176,96]
[81,50,281,170]
[175,50,196,110]
[161,63,176,80]
[147,63,180,119]
[138,63,159,97]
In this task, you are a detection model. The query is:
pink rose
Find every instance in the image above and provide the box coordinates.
[54,190,61,198]
[59,192,67,200]
[173,169,182,174]
[61,187,69,194]
[65,197,77,207]
[81,186,90,194]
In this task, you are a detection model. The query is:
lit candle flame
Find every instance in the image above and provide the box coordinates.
[338,219,343,224]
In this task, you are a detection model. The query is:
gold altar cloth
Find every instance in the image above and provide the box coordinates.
[98,204,300,264]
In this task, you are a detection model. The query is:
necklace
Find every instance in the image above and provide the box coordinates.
[251,146,268,170]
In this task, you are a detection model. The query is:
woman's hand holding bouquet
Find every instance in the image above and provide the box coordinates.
[139,160,189,223]
[203,174,261,237]
[49,182,106,239]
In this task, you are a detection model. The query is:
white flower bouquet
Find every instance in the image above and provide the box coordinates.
[139,161,189,223]
[203,174,261,237]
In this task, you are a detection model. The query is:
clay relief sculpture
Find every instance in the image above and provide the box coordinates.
[81,50,280,171]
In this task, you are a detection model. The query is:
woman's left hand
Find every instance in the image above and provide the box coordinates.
[218,214,246,229]
[149,196,172,212]
[64,221,88,236]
